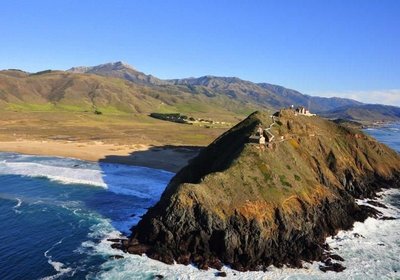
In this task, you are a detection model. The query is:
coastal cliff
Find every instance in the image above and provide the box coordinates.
[125,110,400,271]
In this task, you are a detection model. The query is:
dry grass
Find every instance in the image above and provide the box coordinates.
[0,111,232,146]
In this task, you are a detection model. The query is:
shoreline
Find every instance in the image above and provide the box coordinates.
[362,120,400,129]
[0,140,200,173]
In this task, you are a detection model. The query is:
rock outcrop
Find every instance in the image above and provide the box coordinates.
[125,110,400,271]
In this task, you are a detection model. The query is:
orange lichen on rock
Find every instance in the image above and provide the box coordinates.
[237,200,275,221]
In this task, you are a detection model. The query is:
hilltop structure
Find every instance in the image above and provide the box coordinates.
[249,119,277,146]
[249,125,267,144]
[294,106,316,116]
[122,111,400,271]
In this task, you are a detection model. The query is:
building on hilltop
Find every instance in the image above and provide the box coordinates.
[295,106,316,116]
[249,124,272,145]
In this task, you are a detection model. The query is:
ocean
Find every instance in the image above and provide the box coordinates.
[0,123,399,280]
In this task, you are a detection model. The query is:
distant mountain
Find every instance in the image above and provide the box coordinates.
[69,62,363,113]
[168,76,361,113]
[0,69,258,120]
[1,62,399,123]
[257,83,363,113]
[322,104,400,122]
[67,61,169,86]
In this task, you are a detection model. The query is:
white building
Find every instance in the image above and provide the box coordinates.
[295,106,316,116]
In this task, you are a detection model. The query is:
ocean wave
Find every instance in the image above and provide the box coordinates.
[0,155,174,200]
[87,235,316,280]
[85,189,400,280]
[0,161,107,187]
[323,189,400,279]
[41,238,75,280]
[13,198,22,214]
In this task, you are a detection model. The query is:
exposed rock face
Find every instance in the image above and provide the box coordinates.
[127,110,400,270]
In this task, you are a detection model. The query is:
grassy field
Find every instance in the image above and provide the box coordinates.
[0,110,239,146]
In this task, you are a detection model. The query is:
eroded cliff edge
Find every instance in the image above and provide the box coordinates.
[125,110,400,271]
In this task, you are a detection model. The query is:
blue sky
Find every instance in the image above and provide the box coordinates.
[1,0,399,105]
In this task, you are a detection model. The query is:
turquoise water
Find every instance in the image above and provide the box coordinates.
[0,123,399,280]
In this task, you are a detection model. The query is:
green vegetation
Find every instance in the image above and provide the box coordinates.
[174,102,210,113]
[7,103,57,112]
[0,109,229,146]
[29,69,53,76]
[157,109,400,221]
[0,70,261,128]
[279,175,292,187]
[257,162,273,182]
[150,113,188,123]
[5,102,130,116]
[2,64,399,127]
[149,112,232,128]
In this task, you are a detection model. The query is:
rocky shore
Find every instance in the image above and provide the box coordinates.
[122,110,400,271]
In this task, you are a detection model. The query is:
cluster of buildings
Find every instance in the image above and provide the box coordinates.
[292,105,316,116]
[249,126,271,145]
[249,106,316,146]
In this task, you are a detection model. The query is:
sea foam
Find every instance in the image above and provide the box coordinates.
[41,238,75,280]
[87,189,400,280]
[12,198,22,214]
[0,153,174,200]
[0,161,106,187]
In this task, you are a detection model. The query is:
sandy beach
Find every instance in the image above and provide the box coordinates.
[0,140,200,173]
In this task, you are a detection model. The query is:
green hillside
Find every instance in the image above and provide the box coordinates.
[1,62,400,133]
[127,109,400,270]
[0,70,260,122]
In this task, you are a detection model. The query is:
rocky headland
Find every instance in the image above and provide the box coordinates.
[123,110,400,271]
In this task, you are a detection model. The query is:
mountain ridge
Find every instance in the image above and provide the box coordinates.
[321,104,400,122]
[0,69,257,120]
[70,61,362,112]
[1,62,400,123]
[67,61,169,86]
